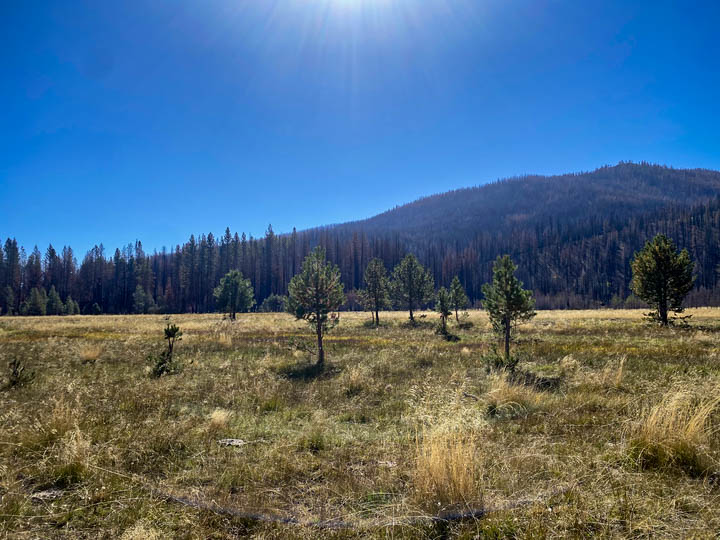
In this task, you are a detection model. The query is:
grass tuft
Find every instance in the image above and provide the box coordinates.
[485,373,551,418]
[208,408,232,432]
[413,428,483,511]
[78,344,102,364]
[628,391,720,477]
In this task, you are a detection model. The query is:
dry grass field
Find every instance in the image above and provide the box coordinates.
[1,309,720,538]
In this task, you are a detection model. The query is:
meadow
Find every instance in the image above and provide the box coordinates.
[1,309,719,538]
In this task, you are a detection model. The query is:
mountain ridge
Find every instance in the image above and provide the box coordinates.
[307,162,720,246]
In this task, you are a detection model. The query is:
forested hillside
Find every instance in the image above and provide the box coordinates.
[3,162,720,315]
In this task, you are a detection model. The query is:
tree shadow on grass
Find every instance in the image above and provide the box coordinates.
[508,368,562,392]
[276,361,340,381]
[400,319,435,330]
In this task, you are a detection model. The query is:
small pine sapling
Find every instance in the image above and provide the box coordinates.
[6,356,34,388]
[151,323,184,377]
[435,287,452,335]
[449,276,469,323]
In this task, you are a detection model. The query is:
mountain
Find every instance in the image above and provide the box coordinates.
[325,162,720,246]
[299,162,720,308]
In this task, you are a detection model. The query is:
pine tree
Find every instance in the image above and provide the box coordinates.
[435,287,452,334]
[259,294,287,312]
[631,234,694,325]
[390,254,434,322]
[3,286,14,316]
[133,284,148,314]
[287,247,345,367]
[449,276,469,322]
[27,287,47,316]
[46,286,63,315]
[360,258,390,326]
[65,295,78,315]
[213,270,255,320]
[482,255,536,365]
[25,247,43,292]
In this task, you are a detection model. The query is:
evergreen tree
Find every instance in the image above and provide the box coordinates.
[25,246,43,292]
[27,287,47,316]
[3,286,14,316]
[65,295,78,315]
[287,247,345,367]
[259,294,287,312]
[4,239,20,314]
[449,276,469,322]
[435,287,452,334]
[631,234,694,325]
[214,270,255,320]
[390,254,434,322]
[46,286,63,315]
[133,284,149,314]
[482,255,536,364]
[360,258,390,326]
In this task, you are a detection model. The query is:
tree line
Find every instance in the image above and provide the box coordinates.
[2,195,720,316]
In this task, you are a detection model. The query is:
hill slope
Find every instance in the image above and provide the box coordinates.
[327,162,720,245]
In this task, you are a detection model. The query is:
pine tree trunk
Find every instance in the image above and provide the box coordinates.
[504,319,511,362]
[316,324,324,367]
[375,309,379,326]
[455,308,459,323]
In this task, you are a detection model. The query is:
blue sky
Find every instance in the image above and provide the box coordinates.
[2,0,719,254]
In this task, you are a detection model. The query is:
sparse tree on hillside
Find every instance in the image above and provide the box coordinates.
[449,276,469,322]
[435,287,452,334]
[214,270,255,320]
[631,234,694,326]
[287,247,345,367]
[361,258,391,326]
[391,254,434,323]
[482,255,536,365]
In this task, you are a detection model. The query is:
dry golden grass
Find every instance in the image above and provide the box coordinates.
[1,308,720,537]
[413,428,482,511]
[628,390,720,476]
[601,354,627,387]
[77,344,102,364]
[119,520,162,540]
[484,373,553,417]
[208,408,232,432]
